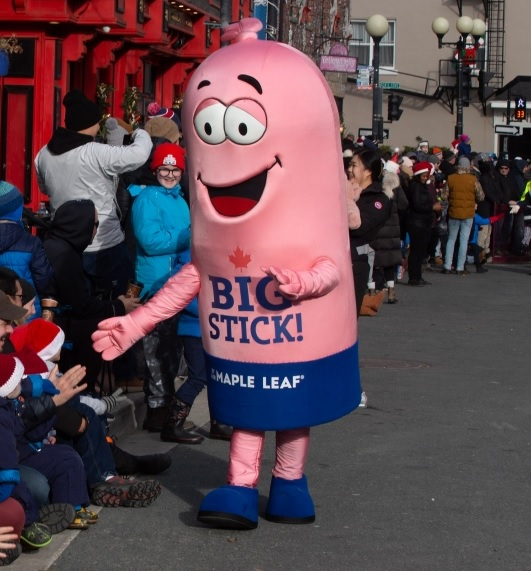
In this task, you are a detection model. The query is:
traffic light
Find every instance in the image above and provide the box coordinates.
[515,97,526,121]
[387,94,403,122]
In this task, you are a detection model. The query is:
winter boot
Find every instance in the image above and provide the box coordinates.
[386,280,398,304]
[142,406,169,432]
[209,419,233,441]
[160,399,204,444]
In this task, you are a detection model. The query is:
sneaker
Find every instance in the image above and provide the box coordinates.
[91,475,162,508]
[38,503,76,534]
[20,522,52,549]
[359,391,367,408]
[0,542,22,566]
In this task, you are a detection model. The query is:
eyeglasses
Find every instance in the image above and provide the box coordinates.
[12,294,23,299]
[499,166,509,170]
[157,168,182,178]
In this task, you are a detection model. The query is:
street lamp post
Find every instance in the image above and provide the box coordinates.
[365,15,389,145]
[432,16,486,139]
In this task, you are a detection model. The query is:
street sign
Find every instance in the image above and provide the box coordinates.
[359,128,389,140]
[495,124,523,136]
[381,82,400,89]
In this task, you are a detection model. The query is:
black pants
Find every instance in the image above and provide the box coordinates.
[407,224,430,281]
[352,255,370,319]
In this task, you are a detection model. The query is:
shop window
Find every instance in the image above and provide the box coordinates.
[7,39,35,78]
[349,20,396,73]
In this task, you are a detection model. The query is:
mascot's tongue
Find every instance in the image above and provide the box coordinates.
[211,196,258,217]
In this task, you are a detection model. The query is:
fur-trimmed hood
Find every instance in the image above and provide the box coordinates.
[382,171,399,199]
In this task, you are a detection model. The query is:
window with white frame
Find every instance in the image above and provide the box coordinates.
[348,19,396,73]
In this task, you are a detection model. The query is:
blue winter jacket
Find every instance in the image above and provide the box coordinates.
[0,220,54,316]
[128,183,191,297]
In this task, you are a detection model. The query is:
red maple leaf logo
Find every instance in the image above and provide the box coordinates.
[229,247,252,271]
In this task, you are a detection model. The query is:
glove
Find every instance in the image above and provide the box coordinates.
[93,263,200,360]
[510,205,520,214]
[261,256,340,301]
[489,213,505,224]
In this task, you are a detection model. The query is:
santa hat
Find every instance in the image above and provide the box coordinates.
[413,161,432,175]
[12,347,48,376]
[384,161,400,175]
[391,147,400,163]
[0,355,24,398]
[10,318,65,362]
[355,136,365,147]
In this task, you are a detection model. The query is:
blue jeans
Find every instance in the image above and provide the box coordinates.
[444,217,473,271]
[175,336,207,406]
[19,465,50,508]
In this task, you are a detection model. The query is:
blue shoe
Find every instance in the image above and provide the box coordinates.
[197,485,259,530]
[265,475,315,524]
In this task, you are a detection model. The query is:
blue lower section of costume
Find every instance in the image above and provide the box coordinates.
[206,342,360,431]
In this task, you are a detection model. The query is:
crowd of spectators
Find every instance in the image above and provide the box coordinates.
[343,133,531,302]
[0,90,223,566]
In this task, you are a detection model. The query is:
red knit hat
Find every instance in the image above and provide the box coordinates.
[10,318,65,361]
[0,355,24,398]
[150,143,186,173]
[413,161,432,176]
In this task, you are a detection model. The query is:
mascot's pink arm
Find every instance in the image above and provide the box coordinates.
[92,263,201,360]
[260,256,340,302]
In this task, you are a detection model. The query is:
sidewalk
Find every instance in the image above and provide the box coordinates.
[12,262,531,570]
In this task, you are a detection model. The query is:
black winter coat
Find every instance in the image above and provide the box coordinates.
[370,172,407,268]
[349,182,392,260]
[406,179,435,230]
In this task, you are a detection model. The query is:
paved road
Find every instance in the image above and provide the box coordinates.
[12,263,531,570]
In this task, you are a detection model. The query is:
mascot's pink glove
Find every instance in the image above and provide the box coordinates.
[92,263,201,360]
[261,256,339,302]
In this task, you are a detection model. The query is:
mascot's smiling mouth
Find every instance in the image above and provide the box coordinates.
[202,157,281,217]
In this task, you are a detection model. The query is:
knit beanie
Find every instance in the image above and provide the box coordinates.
[0,181,23,218]
[458,157,471,169]
[151,142,186,172]
[428,154,440,165]
[63,90,101,132]
[442,149,455,161]
[116,117,134,134]
[105,117,129,146]
[145,117,181,143]
[0,355,24,398]
[146,102,175,120]
[10,318,65,362]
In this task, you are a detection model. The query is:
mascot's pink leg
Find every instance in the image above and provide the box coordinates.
[197,429,264,529]
[265,428,315,524]
[227,429,265,487]
[197,428,315,528]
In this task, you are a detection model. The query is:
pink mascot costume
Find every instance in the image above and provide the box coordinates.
[93,18,361,529]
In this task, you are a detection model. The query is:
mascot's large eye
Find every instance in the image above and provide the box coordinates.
[224,100,266,145]
[193,99,227,144]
